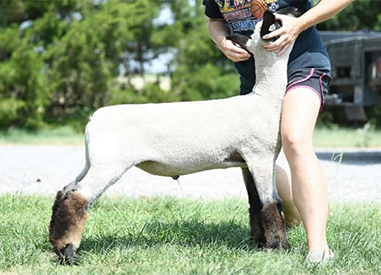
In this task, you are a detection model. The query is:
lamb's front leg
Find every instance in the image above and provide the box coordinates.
[242,168,265,247]
[245,157,290,250]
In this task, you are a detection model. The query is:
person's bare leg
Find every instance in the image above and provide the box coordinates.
[281,87,332,263]
[275,165,301,227]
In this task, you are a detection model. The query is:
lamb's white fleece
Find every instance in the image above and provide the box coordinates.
[76,20,293,206]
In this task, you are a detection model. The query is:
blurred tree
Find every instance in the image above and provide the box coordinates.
[167,0,240,101]
[0,0,167,128]
[316,0,381,31]
[0,15,50,128]
[40,0,167,125]
[1,0,380,129]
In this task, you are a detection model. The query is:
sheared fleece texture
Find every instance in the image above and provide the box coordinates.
[49,17,294,258]
[77,21,293,205]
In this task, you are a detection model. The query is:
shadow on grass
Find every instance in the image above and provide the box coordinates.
[79,220,255,256]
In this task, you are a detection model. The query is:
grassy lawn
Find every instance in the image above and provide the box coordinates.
[313,126,381,148]
[0,195,380,275]
[0,127,84,145]
[1,126,381,148]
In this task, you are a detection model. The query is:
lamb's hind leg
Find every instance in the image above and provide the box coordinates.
[246,157,290,250]
[49,183,89,264]
[49,161,133,264]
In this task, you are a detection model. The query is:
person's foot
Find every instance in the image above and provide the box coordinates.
[306,249,335,268]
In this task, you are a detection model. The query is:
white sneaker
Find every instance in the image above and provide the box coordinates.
[306,249,335,268]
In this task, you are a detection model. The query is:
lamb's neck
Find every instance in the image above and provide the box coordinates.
[251,52,289,103]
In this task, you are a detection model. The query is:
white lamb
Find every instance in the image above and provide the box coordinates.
[49,9,298,263]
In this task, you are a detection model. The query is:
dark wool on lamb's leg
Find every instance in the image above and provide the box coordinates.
[242,168,266,247]
[49,189,89,264]
[261,202,290,250]
[244,157,291,250]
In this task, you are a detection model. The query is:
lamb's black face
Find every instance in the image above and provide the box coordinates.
[226,13,279,50]
[260,7,300,42]
[260,11,282,42]
[226,7,300,51]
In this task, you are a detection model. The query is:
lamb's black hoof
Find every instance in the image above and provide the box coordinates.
[58,243,78,265]
[261,239,280,250]
[260,238,291,251]
[248,234,266,249]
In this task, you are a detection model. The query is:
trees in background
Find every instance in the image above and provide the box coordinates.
[0,0,380,129]
[317,0,381,31]
[0,0,173,129]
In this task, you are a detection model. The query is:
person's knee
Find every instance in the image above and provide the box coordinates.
[281,130,314,159]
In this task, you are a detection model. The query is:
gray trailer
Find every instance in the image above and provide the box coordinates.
[320,31,381,121]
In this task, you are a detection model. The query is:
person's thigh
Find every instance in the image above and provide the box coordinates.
[282,68,329,141]
[281,87,321,145]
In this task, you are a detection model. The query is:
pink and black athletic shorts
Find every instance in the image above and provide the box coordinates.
[286,68,331,113]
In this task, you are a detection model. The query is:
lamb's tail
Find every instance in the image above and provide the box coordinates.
[75,144,90,183]
[75,117,95,183]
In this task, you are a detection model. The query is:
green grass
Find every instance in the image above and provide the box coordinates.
[0,127,84,145]
[1,126,381,148]
[313,126,381,148]
[0,195,380,274]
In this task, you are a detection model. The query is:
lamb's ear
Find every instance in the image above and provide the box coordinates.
[226,34,252,50]
[260,11,279,40]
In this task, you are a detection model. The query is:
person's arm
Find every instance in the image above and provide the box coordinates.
[208,18,251,62]
[263,0,355,55]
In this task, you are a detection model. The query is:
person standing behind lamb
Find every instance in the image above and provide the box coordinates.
[203,0,354,266]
